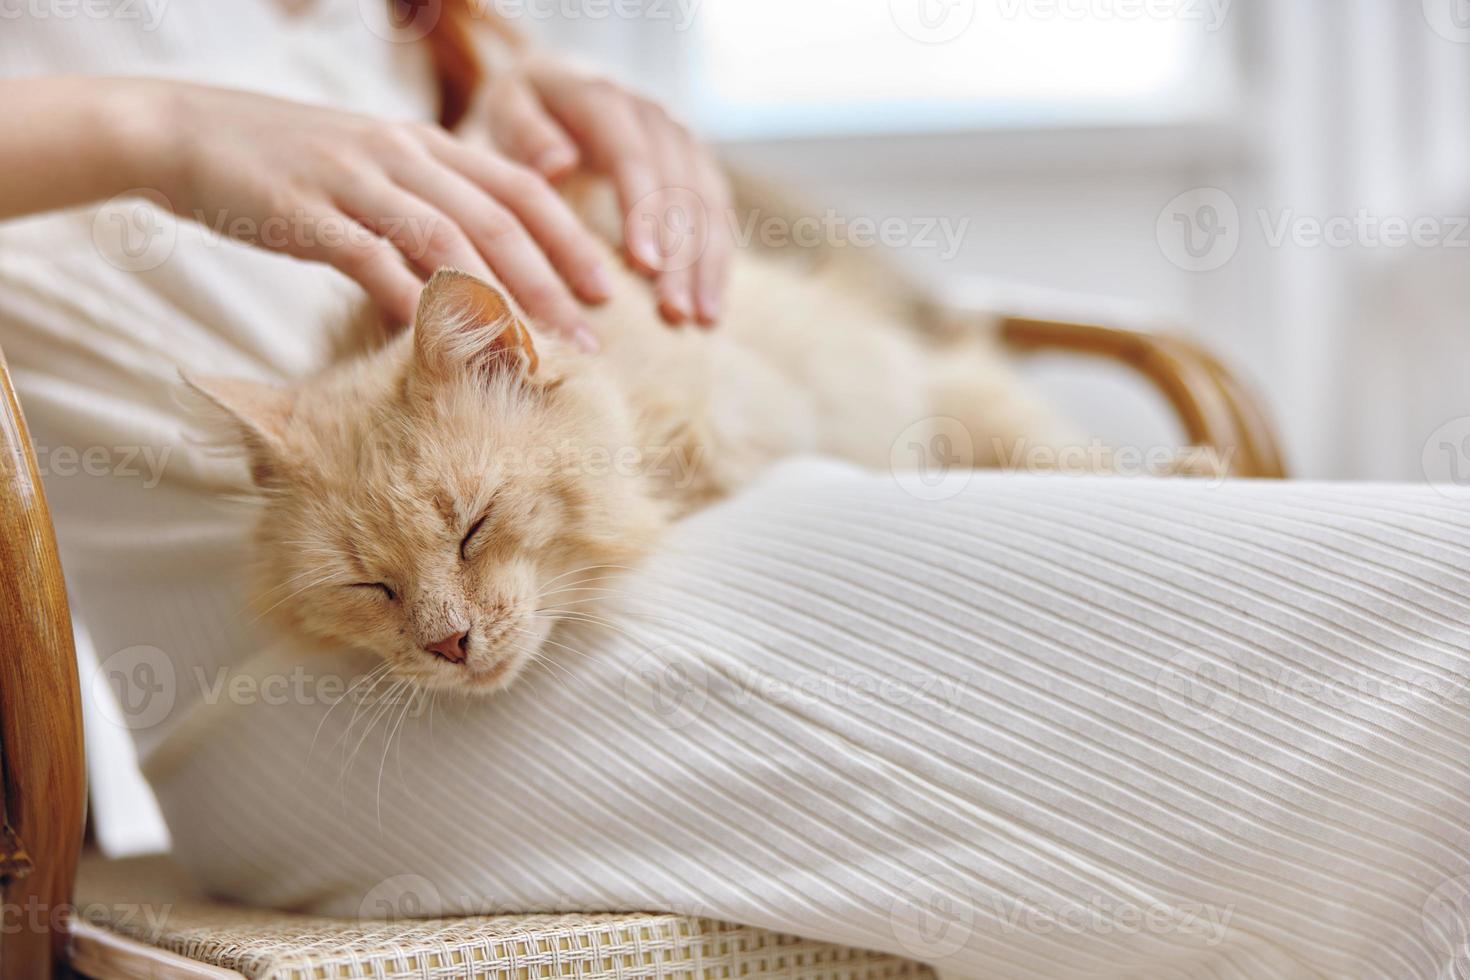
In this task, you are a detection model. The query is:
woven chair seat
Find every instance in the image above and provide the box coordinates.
[71,856,934,980]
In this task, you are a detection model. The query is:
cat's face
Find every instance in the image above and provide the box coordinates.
[188,271,663,693]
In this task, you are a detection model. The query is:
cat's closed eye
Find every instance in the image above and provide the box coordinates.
[460,512,490,560]
[352,582,397,602]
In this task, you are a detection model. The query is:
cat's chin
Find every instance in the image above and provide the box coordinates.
[458,652,527,693]
[401,650,527,695]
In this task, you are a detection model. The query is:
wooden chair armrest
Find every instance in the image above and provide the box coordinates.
[0,346,87,979]
[999,316,1288,479]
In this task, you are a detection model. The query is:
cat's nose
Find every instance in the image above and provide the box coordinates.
[425,630,469,664]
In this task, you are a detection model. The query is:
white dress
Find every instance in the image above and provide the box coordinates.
[3,7,1470,978]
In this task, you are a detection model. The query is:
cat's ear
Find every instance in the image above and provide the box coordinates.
[181,373,295,487]
[412,269,541,382]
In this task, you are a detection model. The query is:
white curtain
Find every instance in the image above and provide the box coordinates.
[1251,0,1470,481]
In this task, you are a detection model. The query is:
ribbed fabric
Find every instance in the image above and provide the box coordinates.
[141,462,1470,980]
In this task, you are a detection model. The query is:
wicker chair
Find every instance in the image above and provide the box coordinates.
[0,316,1285,980]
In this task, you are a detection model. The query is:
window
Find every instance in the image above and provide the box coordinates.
[686,0,1236,139]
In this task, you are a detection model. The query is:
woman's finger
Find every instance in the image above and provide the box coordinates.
[334,174,493,284]
[532,73,662,273]
[424,130,612,305]
[484,76,581,180]
[283,203,423,327]
[689,147,734,325]
[640,104,699,325]
[382,156,599,351]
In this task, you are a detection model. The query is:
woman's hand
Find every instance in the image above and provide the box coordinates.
[479,57,733,327]
[139,80,611,350]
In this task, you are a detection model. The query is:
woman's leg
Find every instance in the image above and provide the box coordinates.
[148,462,1470,980]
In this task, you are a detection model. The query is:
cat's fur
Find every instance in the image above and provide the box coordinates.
[188,189,1072,693]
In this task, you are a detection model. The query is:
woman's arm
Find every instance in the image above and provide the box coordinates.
[0,76,158,219]
[0,76,610,350]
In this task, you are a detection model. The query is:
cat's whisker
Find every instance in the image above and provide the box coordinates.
[515,627,597,665]
[530,654,572,689]
[248,570,346,624]
[251,559,354,602]
[377,683,419,831]
[392,686,419,789]
[540,573,628,586]
[542,611,667,659]
[341,677,407,790]
[335,672,403,787]
[256,565,337,596]
[534,584,633,602]
[525,642,582,695]
[547,606,680,635]
[536,565,616,591]
[342,676,405,777]
[305,660,394,775]
[331,663,399,763]
[536,574,633,596]
[536,563,641,592]
[539,595,631,611]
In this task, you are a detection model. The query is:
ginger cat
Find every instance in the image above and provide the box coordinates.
[187,199,1071,694]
